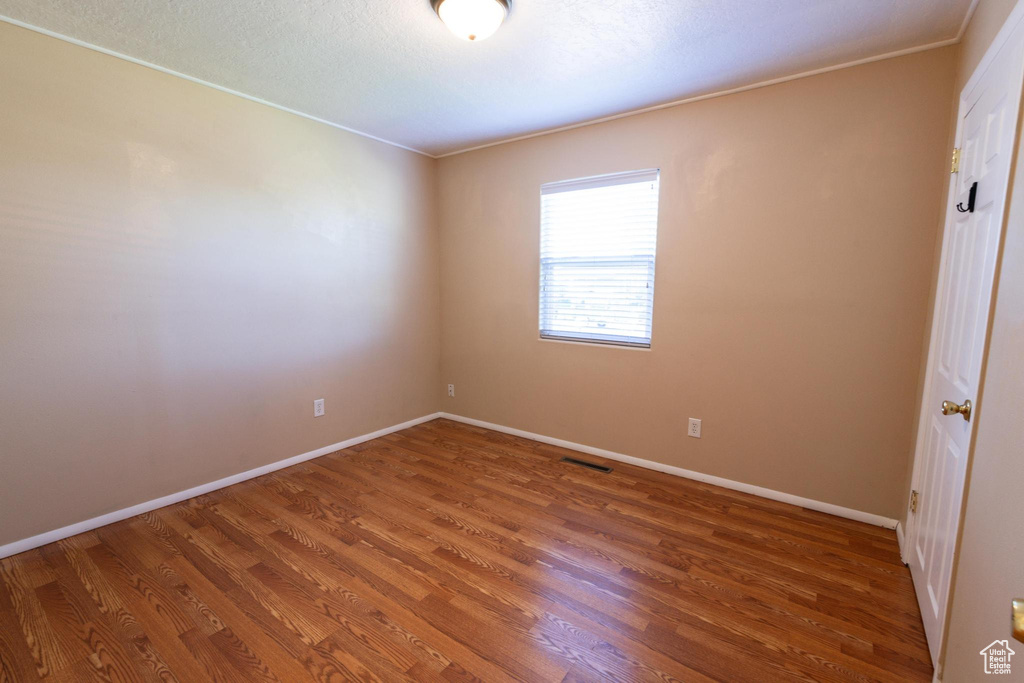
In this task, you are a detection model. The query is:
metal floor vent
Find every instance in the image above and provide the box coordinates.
[559,456,613,473]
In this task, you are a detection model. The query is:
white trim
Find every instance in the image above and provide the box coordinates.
[540,168,659,194]
[961,0,1024,96]
[896,520,907,564]
[538,336,651,352]
[437,37,961,158]
[956,0,983,42]
[0,15,432,158]
[0,412,443,560]
[439,413,898,529]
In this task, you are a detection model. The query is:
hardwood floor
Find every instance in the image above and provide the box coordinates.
[0,418,931,682]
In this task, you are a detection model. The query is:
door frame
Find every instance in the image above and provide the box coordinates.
[905,0,1024,669]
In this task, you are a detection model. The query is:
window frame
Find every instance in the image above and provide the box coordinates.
[537,168,661,349]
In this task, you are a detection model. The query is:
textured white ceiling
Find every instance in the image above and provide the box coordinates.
[0,0,973,156]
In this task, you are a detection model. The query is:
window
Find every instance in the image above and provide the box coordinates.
[539,169,660,348]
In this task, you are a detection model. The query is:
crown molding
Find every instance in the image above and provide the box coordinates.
[0,15,434,158]
[3,0,981,160]
[437,35,962,158]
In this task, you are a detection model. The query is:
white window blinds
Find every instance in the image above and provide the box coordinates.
[539,169,660,348]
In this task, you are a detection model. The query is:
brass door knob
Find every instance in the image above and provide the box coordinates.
[941,399,972,421]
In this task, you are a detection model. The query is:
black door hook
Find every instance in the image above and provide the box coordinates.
[957,182,977,213]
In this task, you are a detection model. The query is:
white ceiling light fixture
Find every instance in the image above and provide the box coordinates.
[431,0,510,42]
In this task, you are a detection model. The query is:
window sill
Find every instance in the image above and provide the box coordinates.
[538,335,651,351]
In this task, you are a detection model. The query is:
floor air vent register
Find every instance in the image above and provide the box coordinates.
[559,456,613,473]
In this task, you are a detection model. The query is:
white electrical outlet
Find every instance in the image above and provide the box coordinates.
[447,384,455,398]
[688,418,701,438]
[314,399,325,417]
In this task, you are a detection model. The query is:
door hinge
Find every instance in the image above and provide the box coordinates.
[910,490,920,514]
[951,148,961,174]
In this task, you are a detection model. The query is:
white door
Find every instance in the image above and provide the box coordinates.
[907,9,1024,666]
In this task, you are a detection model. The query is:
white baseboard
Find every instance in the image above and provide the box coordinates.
[1,409,899,560]
[896,521,908,564]
[0,412,443,560]
[439,412,899,530]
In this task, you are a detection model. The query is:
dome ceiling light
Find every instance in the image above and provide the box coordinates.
[431,0,511,42]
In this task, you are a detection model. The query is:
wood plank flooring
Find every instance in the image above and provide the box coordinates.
[0,418,932,682]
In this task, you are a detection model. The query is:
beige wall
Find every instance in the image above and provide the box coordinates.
[0,12,976,547]
[930,1,1024,679]
[0,22,441,546]
[437,48,956,519]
